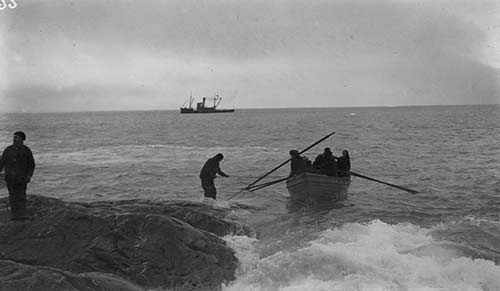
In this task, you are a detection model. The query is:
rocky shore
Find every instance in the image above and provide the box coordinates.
[0,195,252,291]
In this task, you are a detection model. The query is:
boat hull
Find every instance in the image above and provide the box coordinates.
[180,108,235,114]
[286,172,350,206]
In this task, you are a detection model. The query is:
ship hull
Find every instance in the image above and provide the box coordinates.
[180,108,235,114]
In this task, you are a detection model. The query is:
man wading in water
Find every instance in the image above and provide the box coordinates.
[199,153,229,200]
[0,131,36,221]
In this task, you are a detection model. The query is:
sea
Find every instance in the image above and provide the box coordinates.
[1,105,500,291]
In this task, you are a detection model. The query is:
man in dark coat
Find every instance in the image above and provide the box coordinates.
[313,147,337,176]
[337,149,351,177]
[199,153,229,199]
[288,150,307,177]
[0,131,36,221]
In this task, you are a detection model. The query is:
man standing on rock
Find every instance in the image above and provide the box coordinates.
[0,131,36,221]
[199,153,229,200]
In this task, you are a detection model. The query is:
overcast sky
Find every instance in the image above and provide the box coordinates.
[1,0,499,112]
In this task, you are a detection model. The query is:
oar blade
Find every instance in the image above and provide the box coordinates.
[350,171,419,194]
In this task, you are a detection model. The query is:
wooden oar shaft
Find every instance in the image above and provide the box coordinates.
[248,177,288,192]
[350,171,418,194]
[227,188,246,201]
[244,131,336,190]
[227,177,288,200]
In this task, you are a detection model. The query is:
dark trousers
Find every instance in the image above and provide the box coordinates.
[201,177,216,199]
[7,183,28,219]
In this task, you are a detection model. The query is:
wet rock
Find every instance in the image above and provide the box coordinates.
[0,260,145,291]
[0,195,250,290]
[91,199,253,237]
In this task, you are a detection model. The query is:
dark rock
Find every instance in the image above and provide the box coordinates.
[0,195,250,290]
[0,260,145,291]
[90,199,253,237]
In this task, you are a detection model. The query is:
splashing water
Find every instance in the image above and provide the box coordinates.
[223,220,500,291]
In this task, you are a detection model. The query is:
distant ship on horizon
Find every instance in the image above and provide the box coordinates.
[180,94,235,114]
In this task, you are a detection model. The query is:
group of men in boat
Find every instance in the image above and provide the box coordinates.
[289,147,350,178]
[198,147,350,200]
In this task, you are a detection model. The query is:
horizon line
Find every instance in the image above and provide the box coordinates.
[1,103,499,114]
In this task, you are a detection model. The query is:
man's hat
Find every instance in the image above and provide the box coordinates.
[14,131,26,141]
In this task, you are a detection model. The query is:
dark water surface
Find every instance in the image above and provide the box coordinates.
[1,105,500,290]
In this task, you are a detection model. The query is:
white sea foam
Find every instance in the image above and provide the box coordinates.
[201,196,233,209]
[222,220,500,291]
[224,235,260,277]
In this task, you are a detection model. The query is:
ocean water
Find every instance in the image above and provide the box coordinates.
[1,105,500,290]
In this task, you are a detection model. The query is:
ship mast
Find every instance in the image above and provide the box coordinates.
[214,94,222,108]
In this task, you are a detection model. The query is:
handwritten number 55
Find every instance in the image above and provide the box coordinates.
[0,0,18,10]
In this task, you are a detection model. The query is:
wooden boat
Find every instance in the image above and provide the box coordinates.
[180,94,234,114]
[286,172,350,206]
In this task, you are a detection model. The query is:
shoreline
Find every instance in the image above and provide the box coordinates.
[0,195,253,291]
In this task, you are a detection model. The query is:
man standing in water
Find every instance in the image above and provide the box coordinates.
[0,131,36,221]
[199,153,229,200]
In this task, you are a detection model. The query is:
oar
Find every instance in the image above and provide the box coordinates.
[350,171,419,194]
[227,130,336,200]
[227,177,287,200]
[248,177,288,192]
[245,130,335,190]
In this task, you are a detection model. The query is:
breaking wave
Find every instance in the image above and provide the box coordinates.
[223,220,500,291]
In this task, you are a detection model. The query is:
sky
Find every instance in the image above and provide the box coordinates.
[0,0,499,112]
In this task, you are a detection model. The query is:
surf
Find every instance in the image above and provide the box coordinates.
[223,219,500,290]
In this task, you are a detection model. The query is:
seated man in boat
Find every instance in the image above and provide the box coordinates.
[288,150,307,177]
[303,155,314,168]
[313,147,338,176]
[303,155,320,173]
[337,150,351,177]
